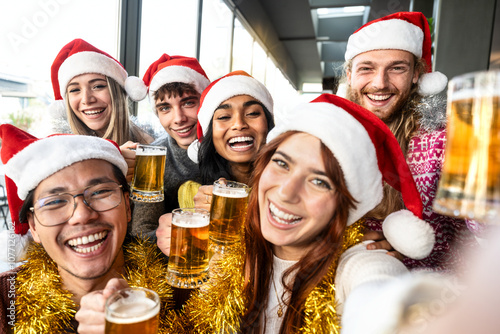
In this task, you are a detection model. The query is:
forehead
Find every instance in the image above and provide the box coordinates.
[69,73,107,84]
[352,49,415,66]
[34,159,118,198]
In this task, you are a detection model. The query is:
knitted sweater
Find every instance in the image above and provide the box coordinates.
[129,134,202,239]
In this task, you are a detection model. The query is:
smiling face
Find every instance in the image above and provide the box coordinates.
[28,159,131,281]
[155,92,200,149]
[66,73,113,136]
[346,49,419,121]
[258,133,338,260]
[212,94,269,166]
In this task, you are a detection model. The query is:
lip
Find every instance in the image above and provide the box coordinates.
[266,200,302,230]
[64,228,111,257]
[172,124,196,138]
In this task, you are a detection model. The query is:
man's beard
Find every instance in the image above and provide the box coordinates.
[346,85,412,124]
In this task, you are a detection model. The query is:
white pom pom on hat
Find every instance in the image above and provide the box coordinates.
[345,11,447,96]
[267,93,435,259]
[51,38,148,103]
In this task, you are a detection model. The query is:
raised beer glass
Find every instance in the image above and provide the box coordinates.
[130,144,166,202]
[166,208,210,288]
[104,287,160,334]
[209,180,250,256]
[434,70,500,224]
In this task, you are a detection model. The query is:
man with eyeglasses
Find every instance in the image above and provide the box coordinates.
[0,124,170,333]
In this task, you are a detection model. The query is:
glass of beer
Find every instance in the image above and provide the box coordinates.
[104,287,160,334]
[209,180,250,255]
[434,70,500,224]
[166,208,210,289]
[130,144,166,202]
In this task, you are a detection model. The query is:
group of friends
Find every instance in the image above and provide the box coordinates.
[0,11,494,334]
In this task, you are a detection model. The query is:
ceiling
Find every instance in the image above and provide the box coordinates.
[232,0,415,91]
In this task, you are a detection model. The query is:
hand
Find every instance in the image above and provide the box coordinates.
[119,141,138,183]
[76,278,129,334]
[363,230,404,261]
[193,185,214,212]
[157,213,172,256]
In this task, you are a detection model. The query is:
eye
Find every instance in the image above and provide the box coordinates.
[157,106,171,113]
[38,196,70,210]
[68,88,80,94]
[93,84,107,90]
[183,100,197,108]
[311,178,332,190]
[271,157,288,170]
[215,114,231,121]
[87,186,115,200]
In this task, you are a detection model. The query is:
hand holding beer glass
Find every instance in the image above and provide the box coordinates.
[434,70,500,224]
[130,144,166,202]
[166,208,210,288]
[105,287,160,334]
[209,180,250,256]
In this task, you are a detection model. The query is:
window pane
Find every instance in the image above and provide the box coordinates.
[231,18,253,74]
[0,0,120,136]
[199,0,233,80]
[251,41,267,83]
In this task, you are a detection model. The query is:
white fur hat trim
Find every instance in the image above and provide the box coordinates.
[267,102,383,225]
[345,19,423,61]
[148,65,210,101]
[383,209,435,259]
[125,76,148,101]
[5,135,128,200]
[198,74,274,137]
[417,71,448,96]
[187,139,200,164]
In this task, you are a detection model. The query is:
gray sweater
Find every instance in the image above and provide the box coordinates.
[129,134,201,239]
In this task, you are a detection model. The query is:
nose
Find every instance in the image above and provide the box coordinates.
[231,113,249,131]
[277,174,301,203]
[67,195,98,225]
[371,69,389,90]
[172,105,188,124]
[81,88,96,105]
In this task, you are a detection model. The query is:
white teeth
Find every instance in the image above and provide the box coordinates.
[176,125,194,133]
[367,94,391,101]
[68,231,107,247]
[73,241,104,254]
[83,109,104,115]
[269,202,301,225]
[229,136,254,144]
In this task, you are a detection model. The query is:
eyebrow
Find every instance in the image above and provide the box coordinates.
[274,150,328,176]
[215,99,263,111]
[156,95,199,109]
[67,78,107,87]
[355,59,412,67]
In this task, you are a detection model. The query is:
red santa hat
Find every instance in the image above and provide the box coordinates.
[142,54,210,104]
[345,11,447,96]
[187,70,274,163]
[0,124,128,237]
[50,39,147,112]
[267,93,435,260]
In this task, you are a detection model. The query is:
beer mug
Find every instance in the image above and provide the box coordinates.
[105,287,160,334]
[434,70,500,223]
[166,208,210,288]
[130,144,166,202]
[209,180,250,255]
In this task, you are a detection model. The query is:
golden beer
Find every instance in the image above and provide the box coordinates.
[166,208,210,288]
[130,145,166,202]
[434,70,500,222]
[209,180,249,247]
[105,287,160,334]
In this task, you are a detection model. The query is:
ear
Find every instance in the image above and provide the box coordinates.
[346,68,352,84]
[27,213,41,243]
[412,65,420,85]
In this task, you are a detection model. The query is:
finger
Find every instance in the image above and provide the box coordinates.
[366,240,394,251]
[362,230,385,241]
[387,250,405,261]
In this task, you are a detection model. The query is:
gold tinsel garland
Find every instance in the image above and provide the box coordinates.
[171,221,364,333]
[14,237,173,333]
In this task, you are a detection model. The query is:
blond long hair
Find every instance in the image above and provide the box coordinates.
[65,77,149,145]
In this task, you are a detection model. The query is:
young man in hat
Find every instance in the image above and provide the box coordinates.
[0,124,170,333]
[129,54,210,239]
[343,11,475,271]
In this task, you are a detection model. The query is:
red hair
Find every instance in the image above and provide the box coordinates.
[240,131,357,333]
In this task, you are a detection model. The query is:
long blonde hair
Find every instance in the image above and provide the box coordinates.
[65,77,149,145]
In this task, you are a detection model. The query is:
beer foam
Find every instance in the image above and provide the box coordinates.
[451,89,500,101]
[172,216,209,228]
[106,298,160,324]
[136,149,166,156]
[212,187,249,198]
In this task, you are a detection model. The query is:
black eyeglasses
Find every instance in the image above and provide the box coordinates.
[30,182,123,226]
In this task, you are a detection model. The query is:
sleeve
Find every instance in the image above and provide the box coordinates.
[129,201,166,241]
